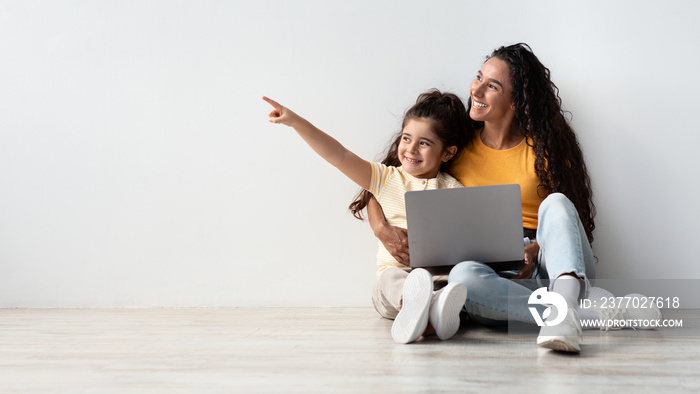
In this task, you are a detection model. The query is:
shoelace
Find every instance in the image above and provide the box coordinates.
[598,306,631,331]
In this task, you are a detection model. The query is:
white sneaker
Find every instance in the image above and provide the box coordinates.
[391,268,432,344]
[590,293,663,331]
[537,302,582,353]
[429,282,467,340]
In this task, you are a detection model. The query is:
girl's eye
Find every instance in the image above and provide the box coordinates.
[489,84,498,90]
[403,136,410,142]
[476,74,482,81]
[420,141,430,146]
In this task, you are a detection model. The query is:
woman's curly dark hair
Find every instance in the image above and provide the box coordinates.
[348,89,472,220]
[475,43,596,243]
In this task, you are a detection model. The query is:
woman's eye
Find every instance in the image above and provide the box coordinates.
[489,84,497,90]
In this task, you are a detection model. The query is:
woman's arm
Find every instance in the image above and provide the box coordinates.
[367,196,410,266]
[263,96,371,190]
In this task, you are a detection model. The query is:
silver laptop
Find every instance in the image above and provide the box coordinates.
[405,184,525,271]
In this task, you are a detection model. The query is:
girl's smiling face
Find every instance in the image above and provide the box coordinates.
[469,57,515,124]
[398,118,456,179]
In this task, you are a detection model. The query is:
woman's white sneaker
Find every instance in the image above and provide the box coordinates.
[536,302,582,353]
[590,293,663,331]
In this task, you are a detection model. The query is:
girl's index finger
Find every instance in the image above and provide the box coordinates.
[262,96,282,110]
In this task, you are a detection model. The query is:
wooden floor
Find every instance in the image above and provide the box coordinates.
[1,308,698,393]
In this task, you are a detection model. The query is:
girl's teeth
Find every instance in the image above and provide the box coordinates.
[473,101,487,108]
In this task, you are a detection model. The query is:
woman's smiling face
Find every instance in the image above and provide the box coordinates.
[469,57,515,124]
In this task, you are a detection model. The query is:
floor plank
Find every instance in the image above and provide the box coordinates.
[0,308,698,393]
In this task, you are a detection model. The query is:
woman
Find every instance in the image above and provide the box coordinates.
[366,43,601,352]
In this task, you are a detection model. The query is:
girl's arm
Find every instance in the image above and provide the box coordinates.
[367,196,410,266]
[263,96,371,190]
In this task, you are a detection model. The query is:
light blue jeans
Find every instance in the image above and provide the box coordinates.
[447,193,596,325]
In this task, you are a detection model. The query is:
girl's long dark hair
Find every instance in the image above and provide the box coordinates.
[349,89,473,220]
[477,43,596,243]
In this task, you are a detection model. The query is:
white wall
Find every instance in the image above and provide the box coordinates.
[1,0,699,307]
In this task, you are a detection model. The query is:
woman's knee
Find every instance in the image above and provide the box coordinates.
[539,192,574,215]
[449,261,495,286]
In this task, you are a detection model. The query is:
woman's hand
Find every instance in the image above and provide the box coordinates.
[376,224,411,267]
[513,241,540,279]
[367,196,410,266]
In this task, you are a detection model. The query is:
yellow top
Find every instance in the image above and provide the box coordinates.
[368,162,462,274]
[450,131,545,230]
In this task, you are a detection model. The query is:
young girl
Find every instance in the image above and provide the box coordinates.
[263,90,470,344]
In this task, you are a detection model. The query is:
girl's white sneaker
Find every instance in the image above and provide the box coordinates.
[391,268,433,344]
[429,282,467,340]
